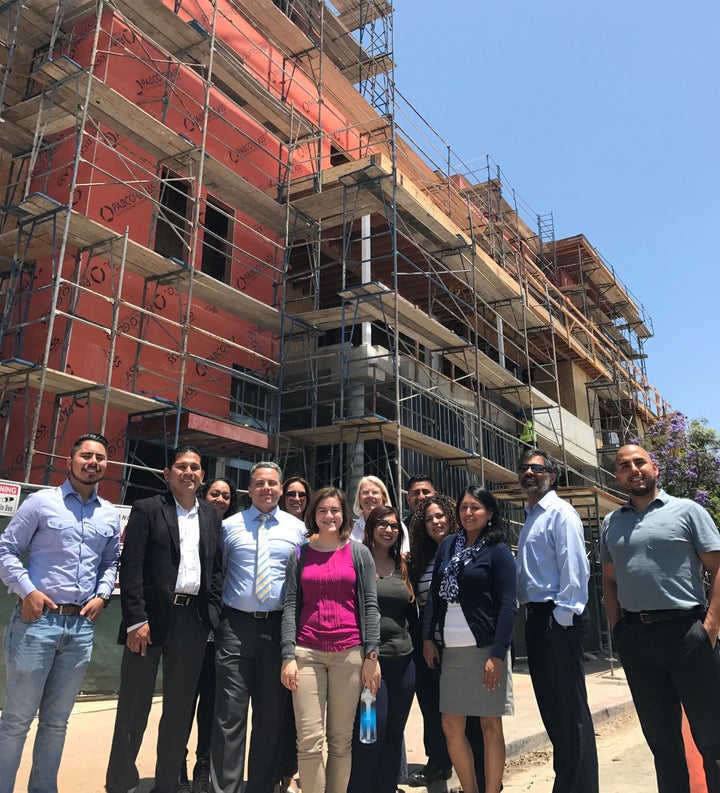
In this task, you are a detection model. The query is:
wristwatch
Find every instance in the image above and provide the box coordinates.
[97,593,112,608]
[365,652,378,661]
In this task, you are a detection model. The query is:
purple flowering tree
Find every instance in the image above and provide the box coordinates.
[639,412,720,524]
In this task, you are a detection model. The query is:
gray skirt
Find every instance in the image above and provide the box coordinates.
[439,645,514,717]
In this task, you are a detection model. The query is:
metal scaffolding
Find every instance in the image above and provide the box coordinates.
[1,0,670,642]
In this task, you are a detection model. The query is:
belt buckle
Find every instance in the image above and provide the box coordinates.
[639,612,653,624]
[173,593,192,606]
[253,611,269,619]
[57,604,77,616]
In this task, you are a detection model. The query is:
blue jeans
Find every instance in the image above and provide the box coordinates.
[0,606,95,793]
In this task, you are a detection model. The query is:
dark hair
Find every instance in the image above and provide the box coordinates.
[170,445,202,464]
[305,486,353,540]
[407,495,459,589]
[456,485,507,546]
[200,477,239,518]
[363,505,414,600]
[517,448,559,490]
[283,476,313,520]
[405,474,434,490]
[71,433,109,456]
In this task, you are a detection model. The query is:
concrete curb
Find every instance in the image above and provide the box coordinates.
[506,699,636,759]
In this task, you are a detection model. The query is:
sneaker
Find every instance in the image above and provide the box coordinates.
[408,764,453,786]
[193,754,211,793]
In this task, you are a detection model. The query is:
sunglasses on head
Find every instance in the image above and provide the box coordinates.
[286,490,307,498]
[518,463,547,473]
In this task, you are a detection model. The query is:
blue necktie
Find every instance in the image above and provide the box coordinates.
[255,513,271,603]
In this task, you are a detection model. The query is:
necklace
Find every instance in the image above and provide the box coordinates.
[374,555,396,579]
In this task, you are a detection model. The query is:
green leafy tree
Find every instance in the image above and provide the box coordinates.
[639,412,720,525]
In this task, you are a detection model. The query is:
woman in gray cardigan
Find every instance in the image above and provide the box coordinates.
[281,486,380,793]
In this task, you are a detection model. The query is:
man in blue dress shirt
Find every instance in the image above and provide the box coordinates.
[211,461,305,793]
[516,448,598,793]
[0,433,120,793]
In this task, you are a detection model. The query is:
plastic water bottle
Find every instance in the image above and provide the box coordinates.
[359,686,377,744]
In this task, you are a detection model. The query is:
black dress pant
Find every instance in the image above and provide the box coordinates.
[106,605,208,793]
[186,640,216,761]
[412,610,451,772]
[211,608,285,793]
[525,602,598,793]
[277,689,298,780]
[615,611,720,793]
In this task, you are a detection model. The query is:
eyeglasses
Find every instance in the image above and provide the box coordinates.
[377,520,400,532]
[286,491,307,499]
[518,463,547,473]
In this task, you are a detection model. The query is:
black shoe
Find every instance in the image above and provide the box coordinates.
[408,764,453,786]
[193,754,211,793]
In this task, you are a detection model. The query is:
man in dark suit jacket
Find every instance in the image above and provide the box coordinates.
[106,445,223,793]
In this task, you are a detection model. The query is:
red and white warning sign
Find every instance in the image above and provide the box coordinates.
[0,480,22,517]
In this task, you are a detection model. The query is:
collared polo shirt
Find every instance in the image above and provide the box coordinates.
[600,489,720,611]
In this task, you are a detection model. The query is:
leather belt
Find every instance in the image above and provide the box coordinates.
[18,599,82,616]
[236,609,282,619]
[172,593,197,606]
[51,604,82,616]
[623,606,703,624]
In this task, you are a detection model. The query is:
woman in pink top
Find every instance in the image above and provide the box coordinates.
[281,487,381,793]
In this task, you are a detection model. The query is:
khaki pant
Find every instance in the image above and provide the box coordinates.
[292,645,364,793]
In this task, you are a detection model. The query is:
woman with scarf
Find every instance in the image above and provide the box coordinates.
[423,486,516,793]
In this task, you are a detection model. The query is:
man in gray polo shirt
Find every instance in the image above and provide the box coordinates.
[601,443,720,793]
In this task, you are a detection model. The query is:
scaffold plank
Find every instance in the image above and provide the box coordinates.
[1,194,284,334]
[282,416,518,485]
[1,94,75,139]
[24,57,290,234]
[334,0,392,31]
[288,1,394,79]
[0,360,166,412]
[108,0,315,142]
[291,185,381,222]
[230,0,387,133]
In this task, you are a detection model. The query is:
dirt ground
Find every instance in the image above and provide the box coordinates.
[503,710,655,792]
[11,695,652,792]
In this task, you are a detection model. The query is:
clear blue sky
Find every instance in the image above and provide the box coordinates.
[393,1,720,430]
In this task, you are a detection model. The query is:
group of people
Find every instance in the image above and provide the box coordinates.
[1,434,720,793]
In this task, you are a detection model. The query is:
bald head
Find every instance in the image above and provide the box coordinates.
[614,444,659,502]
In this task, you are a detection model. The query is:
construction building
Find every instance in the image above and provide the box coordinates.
[0,0,670,649]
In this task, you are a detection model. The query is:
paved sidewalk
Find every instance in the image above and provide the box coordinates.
[401,655,632,792]
[10,657,632,792]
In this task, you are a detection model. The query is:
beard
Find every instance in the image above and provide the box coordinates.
[627,474,657,496]
[520,476,551,498]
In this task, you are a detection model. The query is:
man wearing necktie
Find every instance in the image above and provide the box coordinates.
[105,445,224,793]
[212,462,306,793]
